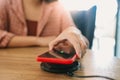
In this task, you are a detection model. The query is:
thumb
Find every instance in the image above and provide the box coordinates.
[75,48,82,59]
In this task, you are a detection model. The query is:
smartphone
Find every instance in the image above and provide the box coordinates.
[37,49,77,65]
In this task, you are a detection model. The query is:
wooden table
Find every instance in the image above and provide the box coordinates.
[0,47,120,80]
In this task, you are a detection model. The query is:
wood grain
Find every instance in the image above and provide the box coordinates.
[0,47,120,80]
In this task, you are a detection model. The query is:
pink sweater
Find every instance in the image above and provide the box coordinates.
[0,0,75,47]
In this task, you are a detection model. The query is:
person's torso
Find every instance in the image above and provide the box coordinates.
[6,0,63,36]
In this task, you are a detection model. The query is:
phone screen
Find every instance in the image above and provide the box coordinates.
[38,50,75,59]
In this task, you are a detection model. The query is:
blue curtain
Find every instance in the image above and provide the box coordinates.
[115,0,120,58]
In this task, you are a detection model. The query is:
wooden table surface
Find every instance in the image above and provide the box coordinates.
[0,47,120,80]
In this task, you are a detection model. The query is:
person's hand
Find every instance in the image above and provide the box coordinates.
[53,39,76,55]
[49,27,88,58]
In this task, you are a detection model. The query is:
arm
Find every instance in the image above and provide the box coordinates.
[0,0,56,48]
[49,27,88,58]
[0,0,15,48]
[8,36,56,47]
[49,3,89,58]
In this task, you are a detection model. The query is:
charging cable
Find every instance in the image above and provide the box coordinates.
[66,72,115,80]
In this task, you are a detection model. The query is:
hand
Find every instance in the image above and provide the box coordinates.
[53,39,76,55]
[49,27,88,58]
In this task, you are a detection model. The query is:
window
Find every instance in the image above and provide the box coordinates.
[60,0,117,57]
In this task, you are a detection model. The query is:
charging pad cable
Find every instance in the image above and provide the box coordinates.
[66,72,115,80]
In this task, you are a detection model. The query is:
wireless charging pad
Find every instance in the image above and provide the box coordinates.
[40,61,80,73]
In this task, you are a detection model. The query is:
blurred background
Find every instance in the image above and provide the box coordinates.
[60,0,118,58]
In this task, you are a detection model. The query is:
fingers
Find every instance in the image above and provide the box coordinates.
[49,38,67,51]
[53,40,75,54]
[49,39,59,51]
[67,33,82,58]
[64,33,87,58]
[75,34,87,58]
